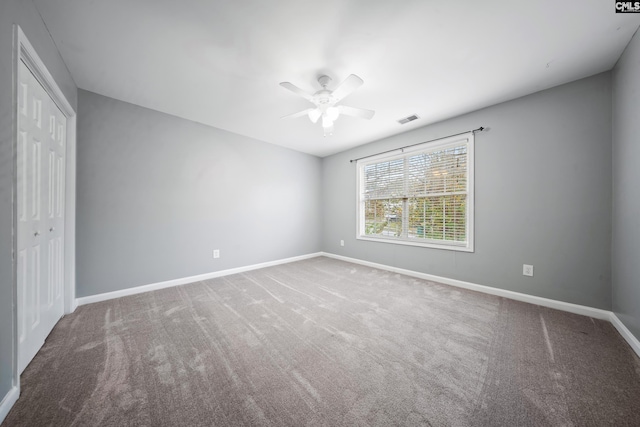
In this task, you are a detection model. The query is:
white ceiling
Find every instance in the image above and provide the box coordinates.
[34,0,639,157]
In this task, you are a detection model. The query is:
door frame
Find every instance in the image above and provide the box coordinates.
[11,24,77,395]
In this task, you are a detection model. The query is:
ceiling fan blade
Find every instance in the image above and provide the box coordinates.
[338,105,375,120]
[281,108,315,119]
[331,74,364,102]
[279,82,314,102]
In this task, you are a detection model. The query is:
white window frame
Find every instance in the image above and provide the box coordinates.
[356,132,474,252]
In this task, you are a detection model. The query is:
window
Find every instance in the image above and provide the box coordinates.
[357,132,474,252]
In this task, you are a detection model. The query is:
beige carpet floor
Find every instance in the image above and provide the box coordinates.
[4,256,640,426]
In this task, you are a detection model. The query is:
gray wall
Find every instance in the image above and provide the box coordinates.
[612,30,640,341]
[76,90,322,297]
[322,73,613,310]
[0,0,77,404]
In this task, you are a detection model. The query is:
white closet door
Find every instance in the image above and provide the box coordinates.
[17,59,66,374]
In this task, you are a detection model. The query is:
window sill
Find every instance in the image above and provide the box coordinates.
[356,235,474,253]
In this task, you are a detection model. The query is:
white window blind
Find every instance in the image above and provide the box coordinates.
[357,132,474,252]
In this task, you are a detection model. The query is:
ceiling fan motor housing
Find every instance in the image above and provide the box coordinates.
[315,91,334,105]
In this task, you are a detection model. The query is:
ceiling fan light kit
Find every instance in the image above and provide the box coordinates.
[280,74,375,137]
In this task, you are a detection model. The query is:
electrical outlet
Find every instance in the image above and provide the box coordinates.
[213,249,220,259]
[340,240,344,247]
[523,264,533,277]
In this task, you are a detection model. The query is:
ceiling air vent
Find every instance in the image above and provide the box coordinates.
[397,114,419,125]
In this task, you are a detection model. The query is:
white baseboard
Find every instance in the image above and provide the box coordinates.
[76,252,323,306]
[610,312,640,358]
[74,250,640,360]
[0,386,19,424]
[322,252,640,358]
[321,252,612,320]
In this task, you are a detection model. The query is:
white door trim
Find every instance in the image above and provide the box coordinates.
[8,24,77,415]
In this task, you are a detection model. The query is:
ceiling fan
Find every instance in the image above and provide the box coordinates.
[279,74,375,136]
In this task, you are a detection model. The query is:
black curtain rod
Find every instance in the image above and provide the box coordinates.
[349,126,485,163]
